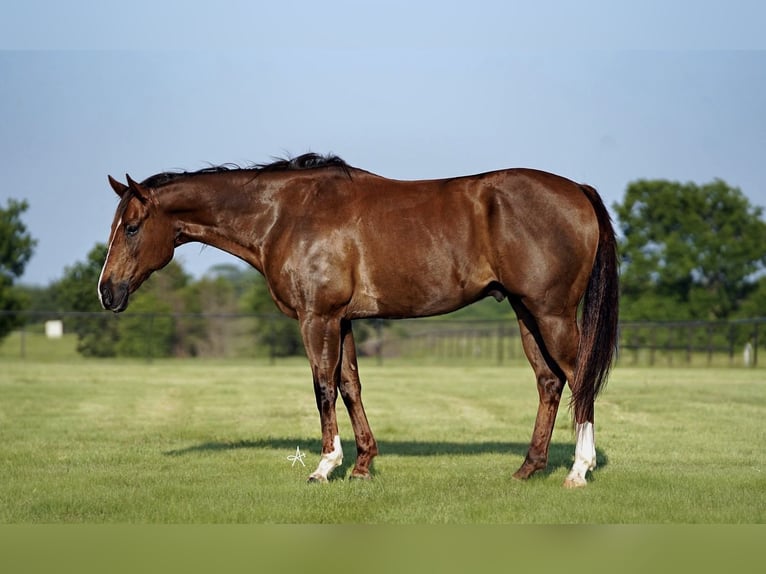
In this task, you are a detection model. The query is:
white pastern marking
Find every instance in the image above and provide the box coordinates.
[97,216,121,307]
[309,435,343,482]
[565,422,596,487]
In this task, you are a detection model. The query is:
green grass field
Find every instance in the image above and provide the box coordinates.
[0,357,763,523]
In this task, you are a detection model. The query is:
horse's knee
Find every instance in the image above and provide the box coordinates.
[313,379,338,411]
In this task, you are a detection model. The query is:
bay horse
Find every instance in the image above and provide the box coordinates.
[98,153,619,487]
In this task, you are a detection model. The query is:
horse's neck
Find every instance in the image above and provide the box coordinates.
[165,176,268,271]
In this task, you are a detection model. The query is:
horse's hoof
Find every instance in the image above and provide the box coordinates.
[563,476,588,489]
[512,467,534,481]
[307,475,328,484]
[512,463,543,481]
[349,471,372,481]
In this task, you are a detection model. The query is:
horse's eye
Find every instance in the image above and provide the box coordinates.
[125,223,140,237]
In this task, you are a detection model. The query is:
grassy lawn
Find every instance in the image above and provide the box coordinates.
[0,358,763,523]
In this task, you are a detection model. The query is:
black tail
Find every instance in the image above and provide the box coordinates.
[571,184,620,422]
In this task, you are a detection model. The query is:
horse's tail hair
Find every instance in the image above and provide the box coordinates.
[570,184,620,422]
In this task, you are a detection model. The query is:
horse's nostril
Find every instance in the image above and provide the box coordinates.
[99,280,129,312]
[99,283,113,308]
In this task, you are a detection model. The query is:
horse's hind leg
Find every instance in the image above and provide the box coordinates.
[338,320,378,479]
[512,318,567,480]
[512,299,582,481]
[518,306,598,487]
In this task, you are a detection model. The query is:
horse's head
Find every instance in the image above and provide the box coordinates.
[98,175,176,312]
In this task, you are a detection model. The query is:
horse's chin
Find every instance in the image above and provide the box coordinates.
[110,296,129,313]
[109,286,130,313]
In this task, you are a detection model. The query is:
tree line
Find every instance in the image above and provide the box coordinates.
[2,178,765,357]
[12,247,306,358]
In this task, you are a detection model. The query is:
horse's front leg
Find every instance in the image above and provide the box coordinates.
[300,314,344,483]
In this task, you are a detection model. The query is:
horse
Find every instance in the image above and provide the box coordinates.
[98,153,619,488]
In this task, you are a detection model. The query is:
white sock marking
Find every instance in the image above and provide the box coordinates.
[309,435,343,482]
[565,422,596,487]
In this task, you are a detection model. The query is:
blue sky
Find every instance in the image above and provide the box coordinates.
[2,2,765,285]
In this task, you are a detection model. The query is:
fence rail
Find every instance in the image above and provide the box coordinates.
[1,310,764,367]
[619,319,763,367]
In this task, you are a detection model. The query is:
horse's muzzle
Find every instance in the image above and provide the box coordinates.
[99,279,130,313]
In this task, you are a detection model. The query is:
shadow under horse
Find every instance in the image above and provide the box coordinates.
[165,437,610,482]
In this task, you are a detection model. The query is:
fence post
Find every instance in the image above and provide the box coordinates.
[20,322,26,359]
[146,313,155,363]
[375,319,383,366]
[686,325,692,365]
[269,316,276,365]
[666,324,673,366]
[497,324,504,365]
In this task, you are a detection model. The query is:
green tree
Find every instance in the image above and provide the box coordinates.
[181,273,238,357]
[52,243,119,356]
[53,243,107,313]
[242,272,303,357]
[16,284,58,313]
[735,276,766,319]
[204,263,257,300]
[614,179,766,321]
[52,244,190,357]
[0,199,37,340]
[115,293,175,358]
[116,260,189,357]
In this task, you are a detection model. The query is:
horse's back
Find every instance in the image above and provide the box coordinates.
[330,168,600,318]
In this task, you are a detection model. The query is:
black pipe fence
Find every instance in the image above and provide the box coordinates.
[618,318,762,367]
[1,310,764,367]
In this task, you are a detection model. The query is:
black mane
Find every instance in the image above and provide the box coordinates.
[256,153,349,173]
[141,153,351,188]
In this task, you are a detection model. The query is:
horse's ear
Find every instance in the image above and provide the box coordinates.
[108,175,129,198]
[125,174,150,204]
